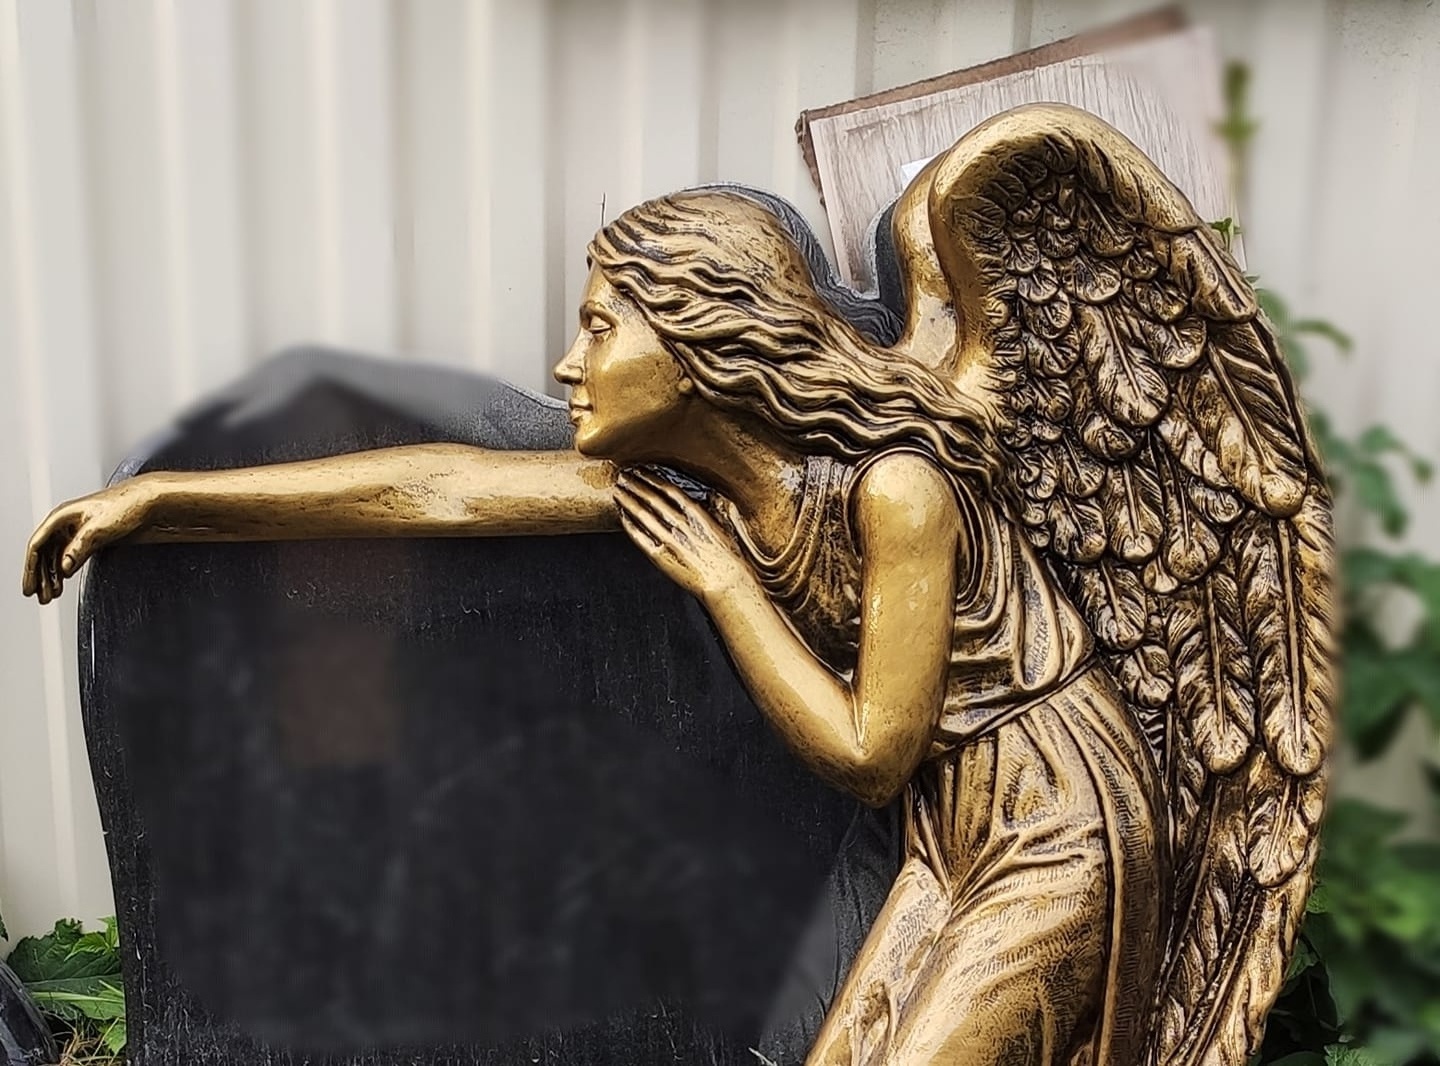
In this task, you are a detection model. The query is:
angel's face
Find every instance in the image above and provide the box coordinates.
[553,267,694,461]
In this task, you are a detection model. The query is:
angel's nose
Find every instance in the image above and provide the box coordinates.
[553,337,584,386]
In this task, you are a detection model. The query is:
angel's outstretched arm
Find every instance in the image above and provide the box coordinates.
[22,444,618,603]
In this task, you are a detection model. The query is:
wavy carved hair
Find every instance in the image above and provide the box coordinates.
[587,190,994,485]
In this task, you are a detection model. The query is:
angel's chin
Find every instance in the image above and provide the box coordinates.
[570,423,610,460]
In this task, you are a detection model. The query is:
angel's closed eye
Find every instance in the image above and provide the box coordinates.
[586,314,613,337]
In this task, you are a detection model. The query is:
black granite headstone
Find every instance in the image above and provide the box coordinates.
[79,349,898,1065]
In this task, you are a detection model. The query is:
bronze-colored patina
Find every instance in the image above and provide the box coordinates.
[23,104,1334,1066]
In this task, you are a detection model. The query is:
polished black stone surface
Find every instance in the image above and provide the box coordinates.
[79,349,898,1065]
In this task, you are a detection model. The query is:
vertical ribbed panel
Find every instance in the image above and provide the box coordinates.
[0,0,1435,937]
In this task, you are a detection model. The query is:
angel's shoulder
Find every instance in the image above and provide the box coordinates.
[848,450,963,552]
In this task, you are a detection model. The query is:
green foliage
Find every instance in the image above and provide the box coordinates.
[5,917,126,1060]
[1265,800,1440,1066]
[1214,58,1440,1066]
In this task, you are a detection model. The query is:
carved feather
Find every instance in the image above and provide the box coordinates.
[1168,231,1256,321]
[1166,554,1256,774]
[1115,641,1173,709]
[1047,492,1108,563]
[1029,375,1074,422]
[1081,408,1140,460]
[1023,330,1081,376]
[1137,315,1207,369]
[1038,225,1080,259]
[1246,758,1326,886]
[1234,497,1335,777]
[1164,709,1207,857]
[1060,253,1124,303]
[1016,260,1060,303]
[1076,192,1137,256]
[1157,409,1228,488]
[1057,436,1106,498]
[1022,289,1074,339]
[1127,276,1190,323]
[1184,325,1308,516]
[1188,482,1245,526]
[1076,558,1148,650]
[1100,462,1164,563]
[1079,304,1169,427]
[1160,452,1222,583]
[1155,786,1252,1063]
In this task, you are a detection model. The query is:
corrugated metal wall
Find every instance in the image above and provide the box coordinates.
[1,0,1435,938]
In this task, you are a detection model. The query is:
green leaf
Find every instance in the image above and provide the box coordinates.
[1292,318,1354,354]
[1267,1054,1328,1066]
[1258,287,1292,325]
[5,916,125,1040]
[68,916,119,959]
[1395,652,1440,728]
[6,919,94,982]
[1209,218,1241,252]
[1324,1044,1388,1066]
[1323,799,1409,849]
[1361,1027,1429,1066]
[1341,547,1402,592]
[1358,426,1405,455]
[5,919,118,985]
[1287,937,1321,980]
[1339,639,1413,758]
[1348,461,1409,536]
[100,1016,127,1055]
[27,980,125,1024]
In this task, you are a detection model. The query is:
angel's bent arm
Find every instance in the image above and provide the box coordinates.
[617,453,960,807]
[707,455,959,806]
[23,445,618,602]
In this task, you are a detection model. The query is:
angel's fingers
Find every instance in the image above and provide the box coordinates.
[21,547,38,597]
[21,526,54,597]
[615,481,689,536]
[618,510,660,550]
[46,551,62,603]
[619,472,689,525]
[615,489,678,549]
[631,469,699,513]
[632,470,719,534]
[619,512,682,575]
[61,530,94,577]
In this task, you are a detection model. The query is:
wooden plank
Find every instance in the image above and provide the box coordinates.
[802,19,1232,288]
[796,5,1184,196]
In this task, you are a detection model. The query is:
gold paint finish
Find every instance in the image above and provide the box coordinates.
[22,104,1334,1066]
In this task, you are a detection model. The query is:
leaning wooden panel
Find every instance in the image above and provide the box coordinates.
[24,102,1333,1066]
[802,21,1233,290]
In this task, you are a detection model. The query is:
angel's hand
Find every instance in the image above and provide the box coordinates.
[22,483,152,604]
[614,469,753,602]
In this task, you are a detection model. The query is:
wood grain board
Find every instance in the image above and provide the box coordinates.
[800,15,1237,288]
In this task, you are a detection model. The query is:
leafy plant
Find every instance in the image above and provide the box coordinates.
[1213,60,1440,1066]
[4,917,126,1062]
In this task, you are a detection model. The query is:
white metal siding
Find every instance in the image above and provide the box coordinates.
[1,0,1435,938]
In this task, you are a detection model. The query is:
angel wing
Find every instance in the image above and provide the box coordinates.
[900,104,1338,1066]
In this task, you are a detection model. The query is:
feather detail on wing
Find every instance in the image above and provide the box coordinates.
[910,104,1337,1066]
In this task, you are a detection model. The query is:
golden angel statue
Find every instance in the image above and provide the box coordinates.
[23,104,1334,1066]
